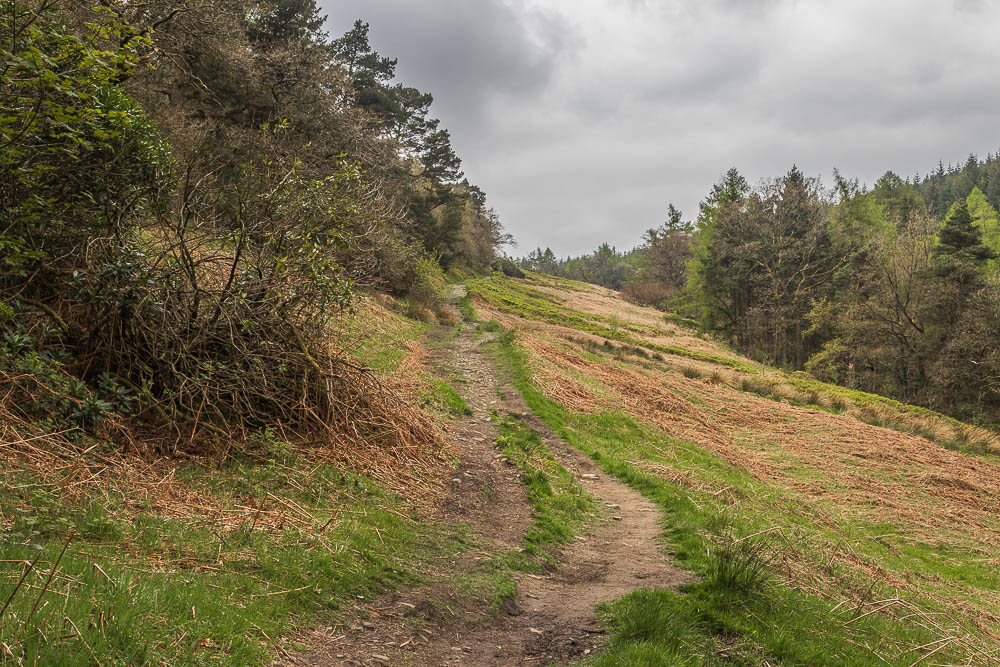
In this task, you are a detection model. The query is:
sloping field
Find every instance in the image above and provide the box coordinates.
[470,271,1000,664]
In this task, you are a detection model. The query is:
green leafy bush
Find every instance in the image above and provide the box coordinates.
[406,255,446,319]
[490,258,525,278]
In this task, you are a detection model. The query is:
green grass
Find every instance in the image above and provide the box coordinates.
[0,457,463,665]
[493,413,598,564]
[468,275,758,373]
[421,375,472,417]
[434,412,600,617]
[478,320,503,333]
[457,294,478,322]
[488,329,982,666]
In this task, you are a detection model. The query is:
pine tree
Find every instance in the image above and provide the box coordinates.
[248,0,326,47]
[936,202,997,263]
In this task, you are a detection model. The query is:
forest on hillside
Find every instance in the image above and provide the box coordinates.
[521,157,1000,424]
[1,0,509,448]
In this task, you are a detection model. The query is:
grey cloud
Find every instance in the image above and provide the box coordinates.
[954,0,992,13]
[319,1,573,122]
[319,1,1000,255]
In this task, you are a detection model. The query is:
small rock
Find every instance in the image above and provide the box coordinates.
[612,516,623,521]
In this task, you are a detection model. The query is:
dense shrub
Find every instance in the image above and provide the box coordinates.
[0,2,504,447]
[492,258,526,278]
[621,281,675,307]
[407,255,447,319]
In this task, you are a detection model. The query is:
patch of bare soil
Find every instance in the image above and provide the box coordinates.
[281,286,691,666]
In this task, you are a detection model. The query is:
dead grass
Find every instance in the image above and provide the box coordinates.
[0,300,453,533]
[471,282,1000,651]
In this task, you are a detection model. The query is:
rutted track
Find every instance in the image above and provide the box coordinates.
[286,286,691,665]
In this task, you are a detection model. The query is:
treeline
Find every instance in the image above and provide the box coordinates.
[0,0,508,444]
[519,202,692,300]
[524,156,1000,424]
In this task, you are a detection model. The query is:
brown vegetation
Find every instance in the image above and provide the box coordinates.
[471,276,1000,642]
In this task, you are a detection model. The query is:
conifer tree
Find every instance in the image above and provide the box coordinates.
[936,202,997,263]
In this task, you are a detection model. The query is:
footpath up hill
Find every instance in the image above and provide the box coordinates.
[466,270,1000,664]
[4,271,1000,665]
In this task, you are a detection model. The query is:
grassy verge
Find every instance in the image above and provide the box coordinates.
[489,330,979,665]
[0,302,470,665]
[0,455,463,665]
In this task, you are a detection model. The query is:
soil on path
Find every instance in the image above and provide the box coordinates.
[284,286,692,666]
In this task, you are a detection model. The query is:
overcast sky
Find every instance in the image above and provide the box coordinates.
[319,0,1000,256]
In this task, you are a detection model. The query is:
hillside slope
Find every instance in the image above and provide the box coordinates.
[469,271,1000,664]
[4,272,1000,665]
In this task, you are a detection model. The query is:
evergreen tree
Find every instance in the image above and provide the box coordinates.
[687,168,751,331]
[330,20,399,118]
[966,187,1000,258]
[421,129,463,183]
[248,0,326,47]
[936,202,997,263]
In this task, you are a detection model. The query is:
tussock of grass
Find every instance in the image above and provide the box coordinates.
[704,532,776,596]
[479,320,503,333]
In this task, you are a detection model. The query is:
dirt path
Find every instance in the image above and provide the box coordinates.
[284,286,692,665]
